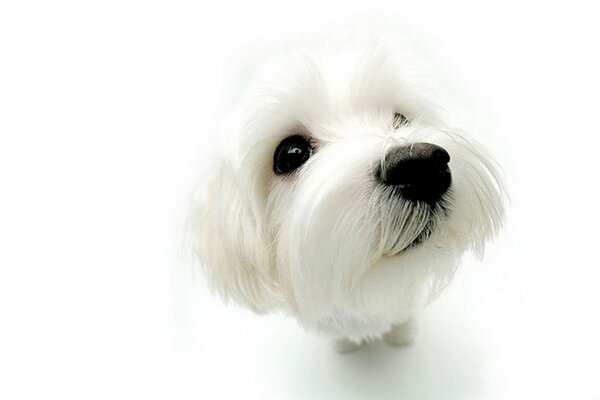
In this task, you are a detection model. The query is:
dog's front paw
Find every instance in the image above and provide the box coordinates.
[334,338,363,353]
[383,319,417,347]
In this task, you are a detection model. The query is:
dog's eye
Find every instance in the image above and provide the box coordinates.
[393,112,409,128]
[273,135,313,174]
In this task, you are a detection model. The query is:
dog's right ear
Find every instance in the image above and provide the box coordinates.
[188,159,281,312]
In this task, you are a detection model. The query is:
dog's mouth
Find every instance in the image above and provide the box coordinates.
[384,216,436,256]
[406,219,437,248]
[381,191,452,257]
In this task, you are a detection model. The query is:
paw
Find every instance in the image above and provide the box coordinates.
[334,338,363,353]
[383,320,417,347]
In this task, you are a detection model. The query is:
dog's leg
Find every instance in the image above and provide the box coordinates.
[383,319,417,346]
[334,338,363,353]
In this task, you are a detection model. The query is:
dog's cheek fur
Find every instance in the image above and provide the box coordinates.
[190,160,281,312]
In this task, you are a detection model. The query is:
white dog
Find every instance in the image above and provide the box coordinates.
[189,28,505,351]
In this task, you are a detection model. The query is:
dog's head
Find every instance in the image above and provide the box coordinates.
[190,35,505,328]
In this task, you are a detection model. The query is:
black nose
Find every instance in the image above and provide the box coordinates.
[378,142,451,205]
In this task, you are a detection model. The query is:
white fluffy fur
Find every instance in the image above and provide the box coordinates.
[188,28,506,345]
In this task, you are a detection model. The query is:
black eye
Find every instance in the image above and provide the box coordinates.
[273,135,313,174]
[393,112,409,128]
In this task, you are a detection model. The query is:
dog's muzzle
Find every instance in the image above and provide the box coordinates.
[377,142,451,206]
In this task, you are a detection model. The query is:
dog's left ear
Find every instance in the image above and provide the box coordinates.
[188,159,281,312]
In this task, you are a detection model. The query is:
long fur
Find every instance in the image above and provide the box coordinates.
[188,28,506,343]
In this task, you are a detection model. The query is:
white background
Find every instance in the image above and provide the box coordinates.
[1,1,599,399]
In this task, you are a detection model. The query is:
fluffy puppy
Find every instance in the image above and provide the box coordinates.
[189,29,506,350]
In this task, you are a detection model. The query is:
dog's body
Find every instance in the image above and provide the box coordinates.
[190,28,505,347]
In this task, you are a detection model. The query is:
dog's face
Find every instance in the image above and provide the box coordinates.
[192,37,505,333]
